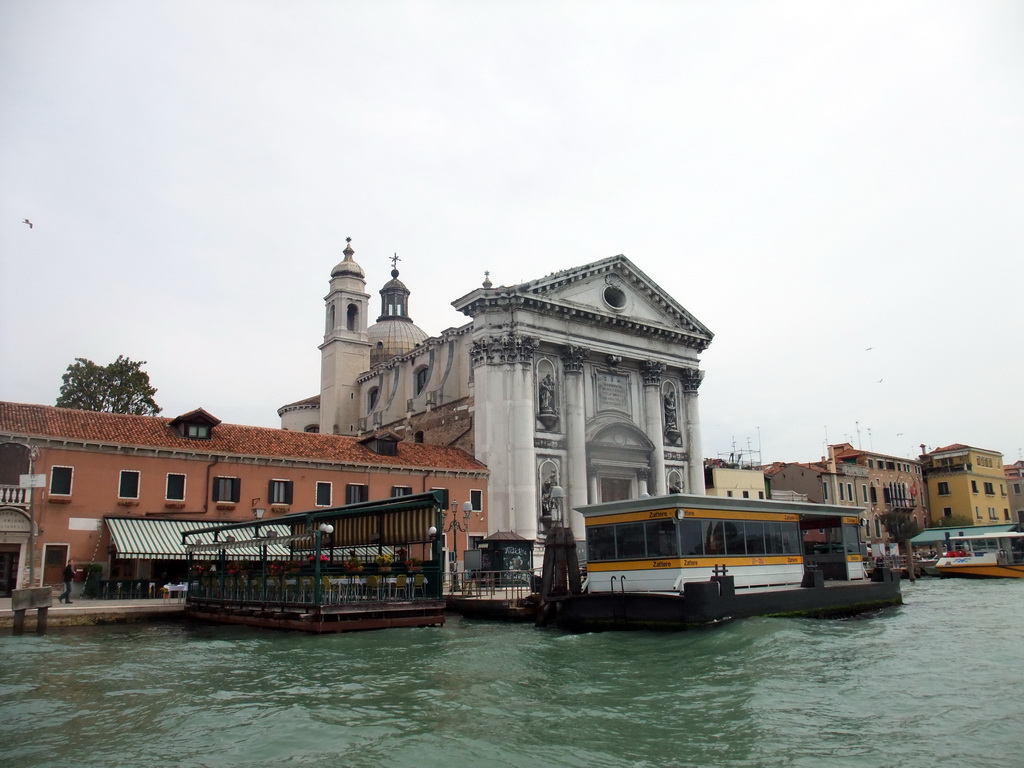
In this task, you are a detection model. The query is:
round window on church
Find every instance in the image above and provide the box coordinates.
[603,285,627,310]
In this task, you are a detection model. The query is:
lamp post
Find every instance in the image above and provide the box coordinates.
[443,501,473,591]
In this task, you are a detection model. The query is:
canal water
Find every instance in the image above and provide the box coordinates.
[2,578,1022,768]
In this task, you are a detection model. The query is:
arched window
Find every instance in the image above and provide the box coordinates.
[346,303,359,331]
[414,366,429,396]
[327,304,336,333]
[367,387,379,413]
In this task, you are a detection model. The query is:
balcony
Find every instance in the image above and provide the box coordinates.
[0,485,29,506]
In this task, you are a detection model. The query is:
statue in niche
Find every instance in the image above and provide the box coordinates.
[537,373,560,430]
[539,374,556,413]
[664,390,678,430]
[663,389,681,445]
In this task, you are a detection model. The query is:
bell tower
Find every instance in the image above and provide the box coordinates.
[319,238,371,435]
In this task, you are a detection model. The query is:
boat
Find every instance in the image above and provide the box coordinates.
[934,532,1024,578]
[540,493,902,631]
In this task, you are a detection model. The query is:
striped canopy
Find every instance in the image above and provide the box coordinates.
[106,517,297,560]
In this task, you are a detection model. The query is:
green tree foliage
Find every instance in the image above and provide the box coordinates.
[56,356,162,415]
[879,509,923,581]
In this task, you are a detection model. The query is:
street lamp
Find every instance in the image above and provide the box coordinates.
[549,485,565,524]
[443,501,473,589]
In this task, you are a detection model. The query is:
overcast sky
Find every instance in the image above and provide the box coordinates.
[2,1,1021,466]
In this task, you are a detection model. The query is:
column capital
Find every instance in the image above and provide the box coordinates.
[641,360,664,386]
[470,333,538,367]
[560,345,590,374]
[680,368,705,392]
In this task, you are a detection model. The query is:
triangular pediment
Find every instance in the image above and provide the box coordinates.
[521,255,712,343]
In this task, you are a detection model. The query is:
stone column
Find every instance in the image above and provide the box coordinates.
[508,334,539,541]
[641,360,666,496]
[561,345,589,535]
[681,369,706,495]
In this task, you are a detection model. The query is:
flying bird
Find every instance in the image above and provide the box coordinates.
[877,378,883,383]
[22,219,32,229]
[865,347,873,351]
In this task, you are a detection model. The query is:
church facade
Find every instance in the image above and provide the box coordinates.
[280,242,713,554]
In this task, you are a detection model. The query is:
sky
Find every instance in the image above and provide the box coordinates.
[2,1,1022,466]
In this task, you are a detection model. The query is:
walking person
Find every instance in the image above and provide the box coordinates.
[59,560,74,604]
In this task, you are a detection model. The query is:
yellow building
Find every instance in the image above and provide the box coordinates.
[922,444,1011,525]
[704,461,767,500]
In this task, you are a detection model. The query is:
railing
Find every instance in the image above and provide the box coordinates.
[445,569,540,601]
[0,485,29,505]
[187,571,436,606]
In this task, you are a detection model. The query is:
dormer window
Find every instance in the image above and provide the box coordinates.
[359,431,400,456]
[169,408,221,440]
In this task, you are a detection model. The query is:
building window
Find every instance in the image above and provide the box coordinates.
[742,490,750,499]
[50,466,73,496]
[186,424,209,439]
[870,486,877,504]
[367,387,379,413]
[119,470,140,499]
[868,460,874,469]
[304,425,319,433]
[212,477,240,503]
[758,491,765,499]
[269,479,293,505]
[346,484,369,504]
[938,482,950,496]
[983,482,995,495]
[989,507,998,521]
[1005,509,1011,521]
[862,484,868,503]
[942,507,952,518]
[971,480,978,494]
[839,484,845,501]
[822,483,829,501]
[166,474,186,501]
[391,486,413,497]
[847,483,853,501]
[975,506,981,519]
[726,490,733,498]
[414,367,429,396]
[470,489,483,511]
[315,482,332,507]
[1015,483,1022,495]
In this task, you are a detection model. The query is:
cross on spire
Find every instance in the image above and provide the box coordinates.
[391,252,401,270]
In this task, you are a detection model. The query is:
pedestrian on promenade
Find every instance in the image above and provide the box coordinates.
[59,560,74,604]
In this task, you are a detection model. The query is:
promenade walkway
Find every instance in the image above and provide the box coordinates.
[0,596,185,631]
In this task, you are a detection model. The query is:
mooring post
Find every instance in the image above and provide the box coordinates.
[11,587,54,635]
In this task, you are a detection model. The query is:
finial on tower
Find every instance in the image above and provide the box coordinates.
[482,270,492,289]
[343,237,354,259]
[390,252,401,277]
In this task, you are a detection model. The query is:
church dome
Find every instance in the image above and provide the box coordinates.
[368,317,429,365]
[368,261,427,365]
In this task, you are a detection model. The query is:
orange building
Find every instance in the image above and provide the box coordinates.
[0,402,488,597]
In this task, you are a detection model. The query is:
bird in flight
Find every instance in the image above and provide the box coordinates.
[22,219,33,229]
[865,347,873,351]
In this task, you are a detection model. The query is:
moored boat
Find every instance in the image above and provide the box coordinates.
[541,493,902,631]
[934,532,1024,579]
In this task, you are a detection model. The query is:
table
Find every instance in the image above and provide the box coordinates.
[162,583,188,601]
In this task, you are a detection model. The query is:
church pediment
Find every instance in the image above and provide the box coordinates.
[454,255,712,349]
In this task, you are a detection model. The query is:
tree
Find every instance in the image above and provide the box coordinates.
[56,356,162,415]
[879,509,923,581]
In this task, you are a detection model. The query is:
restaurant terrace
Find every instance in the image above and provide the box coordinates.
[181,490,448,632]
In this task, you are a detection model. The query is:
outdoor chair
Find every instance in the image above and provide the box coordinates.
[411,573,426,599]
[393,574,408,601]
[363,574,382,602]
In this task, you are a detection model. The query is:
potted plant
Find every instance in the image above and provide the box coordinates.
[405,557,422,572]
[376,553,394,572]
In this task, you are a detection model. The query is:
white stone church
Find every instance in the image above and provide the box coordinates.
[279,240,713,548]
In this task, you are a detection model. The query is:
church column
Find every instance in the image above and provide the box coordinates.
[561,345,589,535]
[681,369,706,495]
[641,360,666,496]
[510,334,539,541]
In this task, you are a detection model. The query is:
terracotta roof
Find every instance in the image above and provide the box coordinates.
[0,401,488,473]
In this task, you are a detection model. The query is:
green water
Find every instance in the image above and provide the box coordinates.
[1,578,1022,768]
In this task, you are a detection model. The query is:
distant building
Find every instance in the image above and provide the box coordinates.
[703,459,766,500]
[1003,460,1024,525]
[0,402,487,595]
[280,242,714,562]
[921,444,1009,525]
[764,443,926,554]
